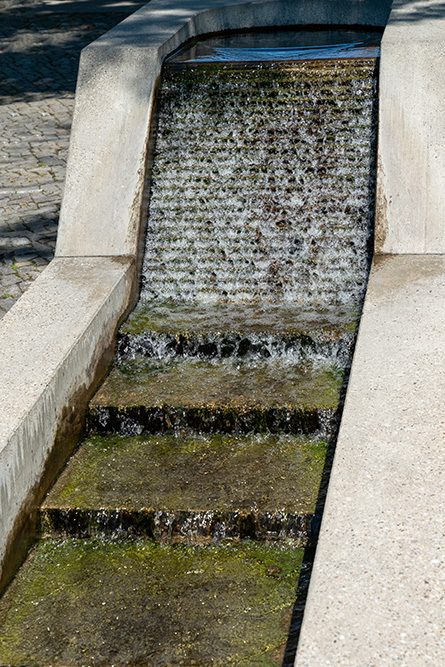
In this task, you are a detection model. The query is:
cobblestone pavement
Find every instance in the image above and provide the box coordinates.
[0,2,134,317]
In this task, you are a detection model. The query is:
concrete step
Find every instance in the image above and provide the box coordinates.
[0,538,305,666]
[88,357,342,436]
[123,301,359,336]
[118,302,357,365]
[41,432,326,543]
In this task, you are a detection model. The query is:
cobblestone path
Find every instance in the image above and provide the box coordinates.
[0,2,137,317]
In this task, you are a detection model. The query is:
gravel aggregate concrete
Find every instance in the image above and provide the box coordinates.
[0,0,143,317]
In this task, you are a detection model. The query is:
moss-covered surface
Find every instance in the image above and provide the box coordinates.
[91,357,343,410]
[122,300,360,336]
[0,538,303,666]
[88,357,342,436]
[41,433,325,541]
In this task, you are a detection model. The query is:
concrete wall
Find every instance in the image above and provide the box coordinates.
[0,258,135,589]
[376,0,445,253]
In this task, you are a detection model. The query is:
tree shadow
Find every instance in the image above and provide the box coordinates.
[391,0,445,23]
[0,8,135,103]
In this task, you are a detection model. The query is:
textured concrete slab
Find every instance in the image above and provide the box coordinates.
[295,255,445,666]
[376,0,445,253]
[55,0,391,258]
[0,257,134,588]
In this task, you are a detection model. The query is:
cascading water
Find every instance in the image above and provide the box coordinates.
[142,60,376,310]
[0,30,380,667]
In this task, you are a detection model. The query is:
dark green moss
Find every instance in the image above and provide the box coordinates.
[41,433,326,541]
[0,539,304,666]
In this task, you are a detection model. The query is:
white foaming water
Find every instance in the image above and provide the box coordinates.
[142,60,377,311]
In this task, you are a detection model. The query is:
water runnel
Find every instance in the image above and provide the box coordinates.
[0,41,379,667]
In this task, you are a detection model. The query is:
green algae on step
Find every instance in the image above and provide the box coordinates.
[122,301,360,336]
[0,538,303,666]
[118,303,357,367]
[92,357,344,408]
[88,357,342,435]
[41,433,326,542]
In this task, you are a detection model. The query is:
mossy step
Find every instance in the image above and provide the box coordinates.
[41,432,326,543]
[88,357,342,437]
[0,538,304,666]
[123,300,359,336]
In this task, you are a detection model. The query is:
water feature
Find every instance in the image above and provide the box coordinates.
[0,29,380,665]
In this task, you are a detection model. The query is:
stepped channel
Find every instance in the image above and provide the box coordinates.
[0,31,379,666]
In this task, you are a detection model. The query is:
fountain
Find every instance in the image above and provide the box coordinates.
[0,0,443,665]
[0,26,380,665]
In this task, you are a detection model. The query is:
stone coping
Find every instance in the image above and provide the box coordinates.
[376,0,445,253]
[295,254,445,666]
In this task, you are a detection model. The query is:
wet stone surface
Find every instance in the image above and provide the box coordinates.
[92,356,343,411]
[88,357,342,436]
[41,432,326,542]
[122,301,359,336]
[0,538,304,666]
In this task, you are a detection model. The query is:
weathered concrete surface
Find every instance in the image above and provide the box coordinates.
[295,254,445,666]
[0,257,134,588]
[55,0,391,257]
[376,0,445,253]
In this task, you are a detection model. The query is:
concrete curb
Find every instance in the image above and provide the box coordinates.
[0,257,135,587]
[295,255,445,665]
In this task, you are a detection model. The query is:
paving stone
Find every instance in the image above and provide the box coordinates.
[0,4,132,318]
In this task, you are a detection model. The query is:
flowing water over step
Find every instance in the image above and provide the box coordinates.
[0,30,379,666]
[142,61,375,307]
[41,432,325,543]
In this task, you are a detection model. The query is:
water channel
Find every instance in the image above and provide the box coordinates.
[0,29,380,666]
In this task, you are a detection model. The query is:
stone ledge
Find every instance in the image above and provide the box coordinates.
[376,0,445,253]
[0,256,134,588]
[295,254,445,666]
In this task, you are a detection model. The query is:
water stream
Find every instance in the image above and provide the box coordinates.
[0,29,381,666]
[142,56,377,309]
